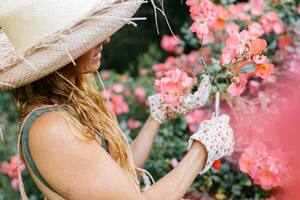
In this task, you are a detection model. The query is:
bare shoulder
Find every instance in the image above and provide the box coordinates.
[27,111,139,199]
[28,111,86,153]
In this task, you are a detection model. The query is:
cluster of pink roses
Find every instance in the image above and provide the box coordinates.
[187,0,224,44]
[239,140,288,190]
[187,0,286,45]
[222,29,274,96]
[161,35,184,55]
[101,83,130,116]
[1,155,26,190]
[155,68,195,107]
[153,49,211,78]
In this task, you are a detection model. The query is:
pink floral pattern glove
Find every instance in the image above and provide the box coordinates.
[148,75,212,124]
[187,114,235,175]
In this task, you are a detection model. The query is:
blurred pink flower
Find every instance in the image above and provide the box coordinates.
[101,70,111,81]
[190,21,210,35]
[1,155,26,190]
[185,109,210,132]
[101,88,113,99]
[259,11,285,35]
[227,75,248,96]
[170,158,179,168]
[110,95,129,115]
[161,35,184,54]
[228,3,251,21]
[127,118,141,130]
[1,161,11,175]
[112,83,125,93]
[134,87,146,103]
[11,178,19,190]
[247,0,265,16]
[298,3,300,15]
[248,22,264,37]
[225,22,240,36]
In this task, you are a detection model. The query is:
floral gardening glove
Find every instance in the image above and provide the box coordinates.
[187,114,235,175]
[148,75,212,124]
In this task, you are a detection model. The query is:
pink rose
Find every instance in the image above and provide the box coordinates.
[161,35,184,54]
[127,118,141,130]
[227,75,248,96]
[134,87,146,103]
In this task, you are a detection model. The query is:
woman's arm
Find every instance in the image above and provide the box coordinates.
[29,112,207,200]
[130,115,160,168]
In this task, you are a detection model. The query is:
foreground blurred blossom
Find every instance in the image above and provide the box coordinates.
[239,141,288,190]
[161,35,184,54]
[1,155,26,190]
[127,118,141,130]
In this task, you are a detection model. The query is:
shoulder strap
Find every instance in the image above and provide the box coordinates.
[18,105,66,200]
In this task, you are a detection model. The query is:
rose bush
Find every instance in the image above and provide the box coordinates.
[1,0,299,199]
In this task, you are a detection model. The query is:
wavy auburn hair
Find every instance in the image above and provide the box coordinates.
[10,67,142,191]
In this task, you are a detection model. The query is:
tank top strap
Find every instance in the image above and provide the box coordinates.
[17,104,109,199]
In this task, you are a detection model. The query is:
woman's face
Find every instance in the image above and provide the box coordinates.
[62,37,110,77]
[75,37,110,74]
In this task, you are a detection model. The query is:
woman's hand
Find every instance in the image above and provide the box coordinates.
[187,114,235,175]
[148,75,211,124]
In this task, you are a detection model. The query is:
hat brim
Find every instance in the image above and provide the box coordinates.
[0,0,143,91]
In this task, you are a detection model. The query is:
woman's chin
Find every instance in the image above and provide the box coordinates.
[85,63,101,74]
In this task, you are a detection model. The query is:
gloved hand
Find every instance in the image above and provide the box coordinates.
[148,75,211,124]
[187,114,235,175]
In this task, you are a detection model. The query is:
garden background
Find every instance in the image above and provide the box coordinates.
[1,0,300,199]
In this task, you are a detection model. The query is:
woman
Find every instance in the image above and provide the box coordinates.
[0,0,234,199]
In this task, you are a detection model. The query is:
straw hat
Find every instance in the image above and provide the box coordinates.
[0,0,144,91]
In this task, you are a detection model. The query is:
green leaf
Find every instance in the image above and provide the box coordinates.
[239,64,256,74]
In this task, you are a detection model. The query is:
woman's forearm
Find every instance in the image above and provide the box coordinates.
[141,141,207,200]
[130,116,160,168]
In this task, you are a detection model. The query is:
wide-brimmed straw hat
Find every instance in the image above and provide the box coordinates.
[0,0,144,91]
